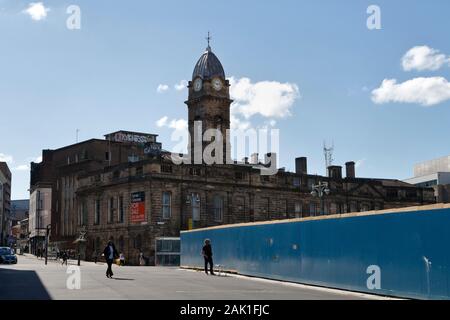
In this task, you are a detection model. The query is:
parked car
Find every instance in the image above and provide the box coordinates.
[0,247,18,264]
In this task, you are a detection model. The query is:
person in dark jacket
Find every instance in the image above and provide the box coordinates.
[202,239,215,275]
[103,240,119,278]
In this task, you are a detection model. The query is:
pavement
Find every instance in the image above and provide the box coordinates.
[0,254,391,300]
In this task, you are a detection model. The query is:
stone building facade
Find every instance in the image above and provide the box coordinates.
[75,154,435,265]
[30,132,160,249]
[31,44,435,265]
[0,162,12,246]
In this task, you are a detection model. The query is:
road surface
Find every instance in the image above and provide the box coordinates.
[0,254,388,300]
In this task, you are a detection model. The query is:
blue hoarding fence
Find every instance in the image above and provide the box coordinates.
[181,204,450,299]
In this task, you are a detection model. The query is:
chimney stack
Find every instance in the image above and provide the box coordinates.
[295,157,307,174]
[346,161,356,178]
[251,153,259,164]
[328,166,342,179]
[265,153,277,167]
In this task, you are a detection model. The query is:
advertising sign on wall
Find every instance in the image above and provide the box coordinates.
[130,192,146,223]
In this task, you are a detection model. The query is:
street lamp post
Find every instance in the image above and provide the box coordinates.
[45,224,51,265]
[311,181,331,216]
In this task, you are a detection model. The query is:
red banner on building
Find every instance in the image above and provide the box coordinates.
[130,192,146,223]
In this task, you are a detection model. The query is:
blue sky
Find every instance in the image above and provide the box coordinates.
[1,0,450,200]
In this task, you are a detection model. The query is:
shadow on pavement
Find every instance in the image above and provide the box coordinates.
[112,278,135,281]
[0,268,51,300]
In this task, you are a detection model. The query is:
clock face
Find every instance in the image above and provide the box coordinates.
[193,78,203,92]
[212,78,223,91]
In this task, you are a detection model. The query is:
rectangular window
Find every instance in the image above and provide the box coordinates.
[94,199,101,225]
[105,151,110,161]
[82,201,88,225]
[294,202,302,218]
[192,193,200,221]
[235,172,245,180]
[118,196,124,223]
[262,197,270,219]
[162,192,172,219]
[235,196,246,221]
[308,179,315,191]
[161,165,173,173]
[281,199,288,218]
[309,203,316,216]
[189,168,202,176]
[109,197,115,223]
[213,196,223,222]
[293,177,301,187]
[136,166,143,176]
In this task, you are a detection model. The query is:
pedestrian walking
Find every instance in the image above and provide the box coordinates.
[37,248,41,259]
[103,240,118,278]
[202,239,215,275]
[119,253,125,266]
[61,251,68,265]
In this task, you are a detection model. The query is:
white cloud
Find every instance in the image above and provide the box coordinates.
[229,77,300,119]
[155,117,188,154]
[23,2,50,21]
[0,153,13,163]
[14,165,29,171]
[35,156,42,163]
[156,116,168,128]
[155,117,188,135]
[174,80,188,91]
[355,159,366,169]
[371,77,450,106]
[168,119,188,131]
[156,84,169,93]
[230,114,251,131]
[402,46,450,72]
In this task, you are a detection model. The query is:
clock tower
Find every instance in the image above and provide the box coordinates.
[185,39,232,164]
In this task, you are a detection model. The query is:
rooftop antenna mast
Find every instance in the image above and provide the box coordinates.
[323,141,334,176]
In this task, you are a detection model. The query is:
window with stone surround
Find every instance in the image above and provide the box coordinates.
[189,167,202,176]
[162,192,171,219]
[118,196,124,223]
[161,164,173,173]
[108,197,115,223]
[309,202,317,216]
[213,195,224,222]
[281,199,288,218]
[192,193,200,221]
[94,199,101,225]
[294,202,302,218]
